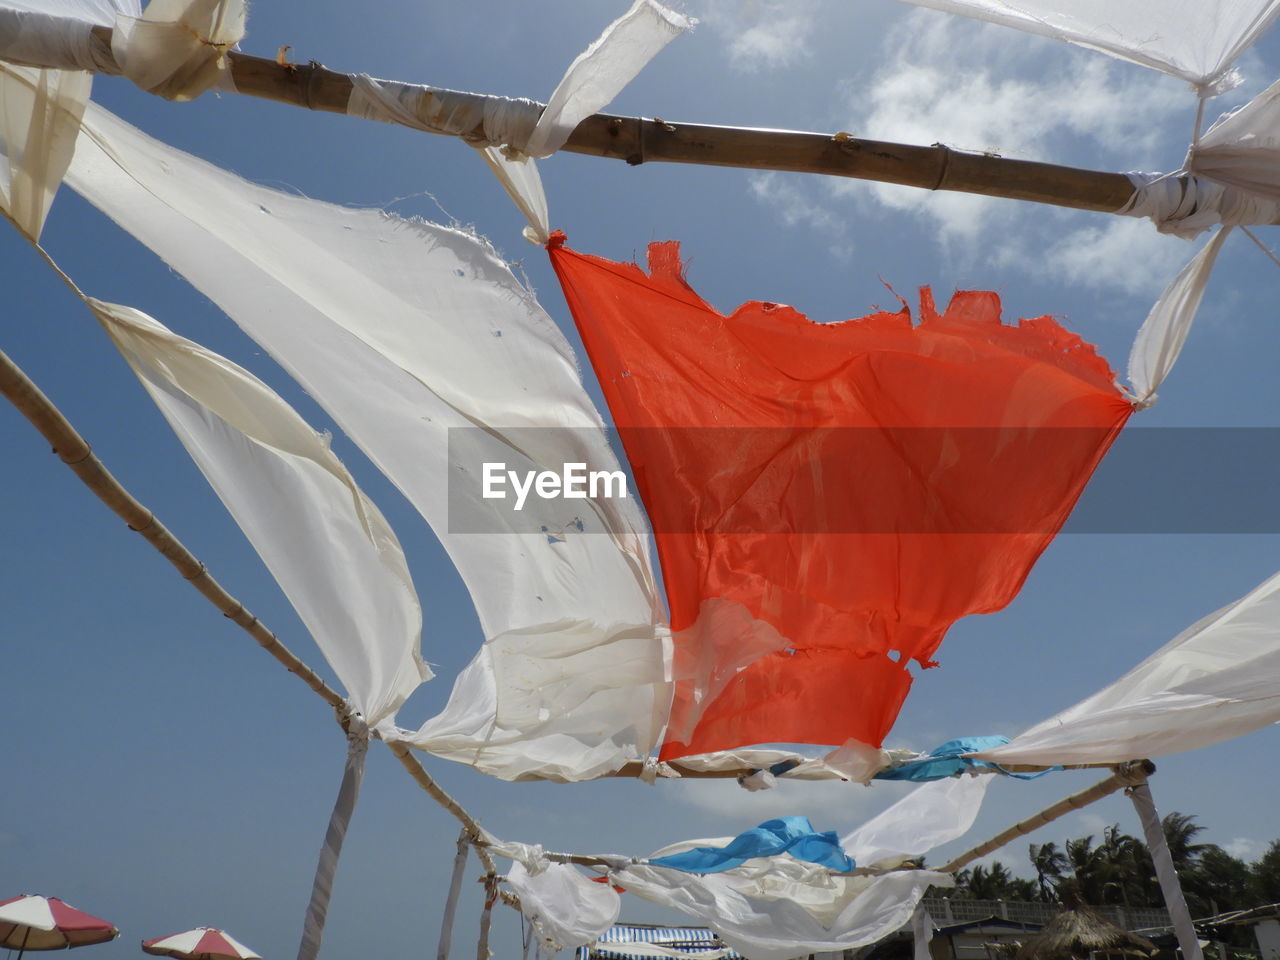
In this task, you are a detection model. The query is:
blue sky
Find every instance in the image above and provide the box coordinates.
[4,1,1280,958]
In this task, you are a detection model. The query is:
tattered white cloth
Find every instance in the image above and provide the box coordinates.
[91,299,429,726]
[66,101,668,783]
[974,568,1280,765]
[504,862,621,956]
[604,775,989,960]
[883,0,1280,93]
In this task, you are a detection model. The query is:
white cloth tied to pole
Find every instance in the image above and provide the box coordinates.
[347,0,690,242]
[609,775,987,960]
[1129,782,1206,960]
[111,0,245,100]
[503,862,621,957]
[0,0,128,73]
[0,62,90,239]
[883,0,1280,93]
[296,713,370,960]
[90,299,429,726]
[1119,173,1278,239]
[68,101,668,783]
[974,567,1280,766]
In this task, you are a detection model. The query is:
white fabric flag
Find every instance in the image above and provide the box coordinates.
[611,776,986,960]
[67,102,667,782]
[504,862,621,955]
[842,773,991,868]
[0,62,90,238]
[974,568,1280,766]
[613,863,951,960]
[90,299,428,726]
[1126,225,1232,405]
[885,0,1280,93]
[347,0,690,242]
[1193,77,1280,200]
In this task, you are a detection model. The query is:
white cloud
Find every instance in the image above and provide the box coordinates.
[834,10,1188,242]
[696,0,819,73]
[736,8,1200,296]
[995,217,1194,297]
[749,171,850,243]
[1223,836,1262,861]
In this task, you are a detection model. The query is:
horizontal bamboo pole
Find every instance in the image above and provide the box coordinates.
[0,343,347,716]
[940,759,1156,874]
[77,27,1141,215]
[609,758,1124,781]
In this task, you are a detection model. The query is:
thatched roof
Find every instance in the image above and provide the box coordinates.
[1015,905,1157,960]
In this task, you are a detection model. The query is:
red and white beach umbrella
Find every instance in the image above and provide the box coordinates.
[0,895,118,956]
[142,927,262,960]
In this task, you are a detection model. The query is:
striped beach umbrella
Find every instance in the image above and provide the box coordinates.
[142,927,262,960]
[0,895,118,957]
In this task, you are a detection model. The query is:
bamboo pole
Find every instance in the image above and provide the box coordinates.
[76,27,1149,216]
[608,759,1122,780]
[0,343,347,715]
[940,760,1156,874]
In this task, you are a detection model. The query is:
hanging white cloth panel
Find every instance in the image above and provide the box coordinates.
[503,862,621,955]
[67,102,667,783]
[884,0,1280,92]
[1126,226,1232,404]
[0,62,90,238]
[520,0,691,160]
[974,568,1280,766]
[842,773,992,868]
[91,299,428,726]
[346,0,689,241]
[1193,77,1280,200]
[608,775,985,960]
[612,864,951,960]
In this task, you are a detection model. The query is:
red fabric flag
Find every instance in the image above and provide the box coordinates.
[548,235,1133,760]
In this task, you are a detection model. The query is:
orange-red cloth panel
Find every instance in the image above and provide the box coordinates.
[548,235,1134,760]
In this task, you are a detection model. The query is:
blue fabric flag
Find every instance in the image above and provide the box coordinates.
[649,816,855,874]
[874,736,1059,781]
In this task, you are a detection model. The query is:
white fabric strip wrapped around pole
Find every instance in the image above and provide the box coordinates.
[880,0,1280,93]
[67,102,667,783]
[0,62,91,239]
[1128,782,1205,960]
[0,1,132,73]
[973,567,1280,766]
[912,901,933,960]
[296,717,370,960]
[437,830,471,960]
[1119,173,1279,239]
[89,299,429,726]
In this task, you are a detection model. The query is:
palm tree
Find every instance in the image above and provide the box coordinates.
[1161,813,1211,872]
[1031,842,1068,902]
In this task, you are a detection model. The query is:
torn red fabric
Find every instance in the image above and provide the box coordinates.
[548,236,1134,760]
